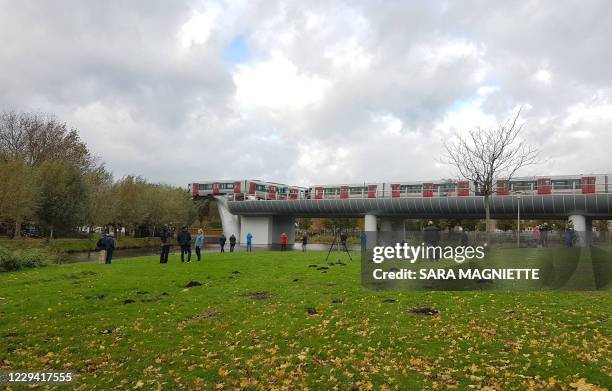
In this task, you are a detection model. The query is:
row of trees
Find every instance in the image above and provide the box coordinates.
[0,111,195,239]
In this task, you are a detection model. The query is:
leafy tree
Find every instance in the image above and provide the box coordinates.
[322,218,359,231]
[83,165,115,231]
[296,218,312,231]
[37,160,88,238]
[0,159,39,237]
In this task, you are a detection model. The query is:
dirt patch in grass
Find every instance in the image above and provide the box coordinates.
[409,307,439,316]
[241,291,271,300]
[185,281,203,288]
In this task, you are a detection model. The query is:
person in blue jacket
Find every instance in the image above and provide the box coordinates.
[246,232,253,252]
[194,228,205,261]
[360,231,367,253]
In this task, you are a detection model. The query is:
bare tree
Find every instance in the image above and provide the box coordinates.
[443,109,539,232]
[0,110,92,169]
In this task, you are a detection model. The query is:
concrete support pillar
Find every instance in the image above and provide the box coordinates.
[569,214,592,247]
[364,214,377,232]
[271,216,295,246]
[215,196,240,243]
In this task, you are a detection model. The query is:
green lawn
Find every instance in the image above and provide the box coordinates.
[0,251,610,390]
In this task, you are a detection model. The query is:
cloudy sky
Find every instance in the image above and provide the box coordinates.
[1,1,611,187]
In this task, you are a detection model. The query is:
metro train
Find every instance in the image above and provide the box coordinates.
[190,174,610,201]
[308,174,610,199]
[190,180,308,200]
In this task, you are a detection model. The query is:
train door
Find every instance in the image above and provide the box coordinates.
[537,178,552,195]
[422,182,434,197]
[340,185,349,199]
[581,176,596,194]
[496,179,510,195]
[212,182,220,195]
[248,182,256,195]
[367,184,377,198]
[314,187,323,199]
[268,185,277,200]
[289,188,298,200]
[457,181,469,196]
[391,184,400,198]
[192,183,199,197]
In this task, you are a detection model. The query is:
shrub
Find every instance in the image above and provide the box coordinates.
[17,249,47,268]
[0,246,21,272]
[0,246,47,272]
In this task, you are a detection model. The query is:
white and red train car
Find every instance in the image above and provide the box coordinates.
[189,180,307,200]
[308,174,610,199]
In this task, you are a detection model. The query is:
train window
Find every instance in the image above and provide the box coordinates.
[552,179,580,189]
[511,181,534,191]
[349,187,365,192]
[256,185,267,192]
[401,185,422,193]
[436,183,456,191]
[199,184,212,190]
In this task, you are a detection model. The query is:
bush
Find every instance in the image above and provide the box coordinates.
[0,246,21,271]
[0,246,47,272]
[17,249,47,268]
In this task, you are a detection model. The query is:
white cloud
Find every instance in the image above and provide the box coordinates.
[233,56,330,110]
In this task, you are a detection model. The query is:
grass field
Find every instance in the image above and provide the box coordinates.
[0,250,610,390]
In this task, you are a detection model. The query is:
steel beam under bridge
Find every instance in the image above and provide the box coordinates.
[226,194,612,220]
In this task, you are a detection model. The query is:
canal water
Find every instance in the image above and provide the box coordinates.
[64,243,361,263]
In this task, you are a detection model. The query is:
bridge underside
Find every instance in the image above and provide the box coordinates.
[226,194,612,220]
[206,194,612,246]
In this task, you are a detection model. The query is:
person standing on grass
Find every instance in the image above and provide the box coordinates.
[194,228,205,261]
[340,231,349,252]
[302,232,308,252]
[423,221,441,259]
[160,226,171,264]
[103,232,115,264]
[246,232,253,252]
[280,232,288,251]
[177,226,192,263]
[532,226,541,248]
[219,234,226,252]
[97,233,107,264]
[229,234,237,252]
[360,231,367,253]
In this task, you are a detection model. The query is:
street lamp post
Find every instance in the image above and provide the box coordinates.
[516,194,522,248]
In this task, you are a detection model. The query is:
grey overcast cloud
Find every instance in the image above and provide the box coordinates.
[1,1,611,187]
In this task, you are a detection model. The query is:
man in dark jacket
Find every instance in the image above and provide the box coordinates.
[423,221,441,259]
[103,232,116,264]
[177,227,192,263]
[340,231,349,252]
[302,233,308,252]
[219,234,226,252]
[160,226,171,263]
[229,234,237,252]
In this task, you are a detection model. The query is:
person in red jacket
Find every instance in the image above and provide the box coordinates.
[280,232,288,251]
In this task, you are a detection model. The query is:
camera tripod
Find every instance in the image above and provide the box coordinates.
[325,229,353,262]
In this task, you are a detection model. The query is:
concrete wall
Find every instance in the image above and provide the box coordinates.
[240,216,273,245]
[239,215,295,245]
